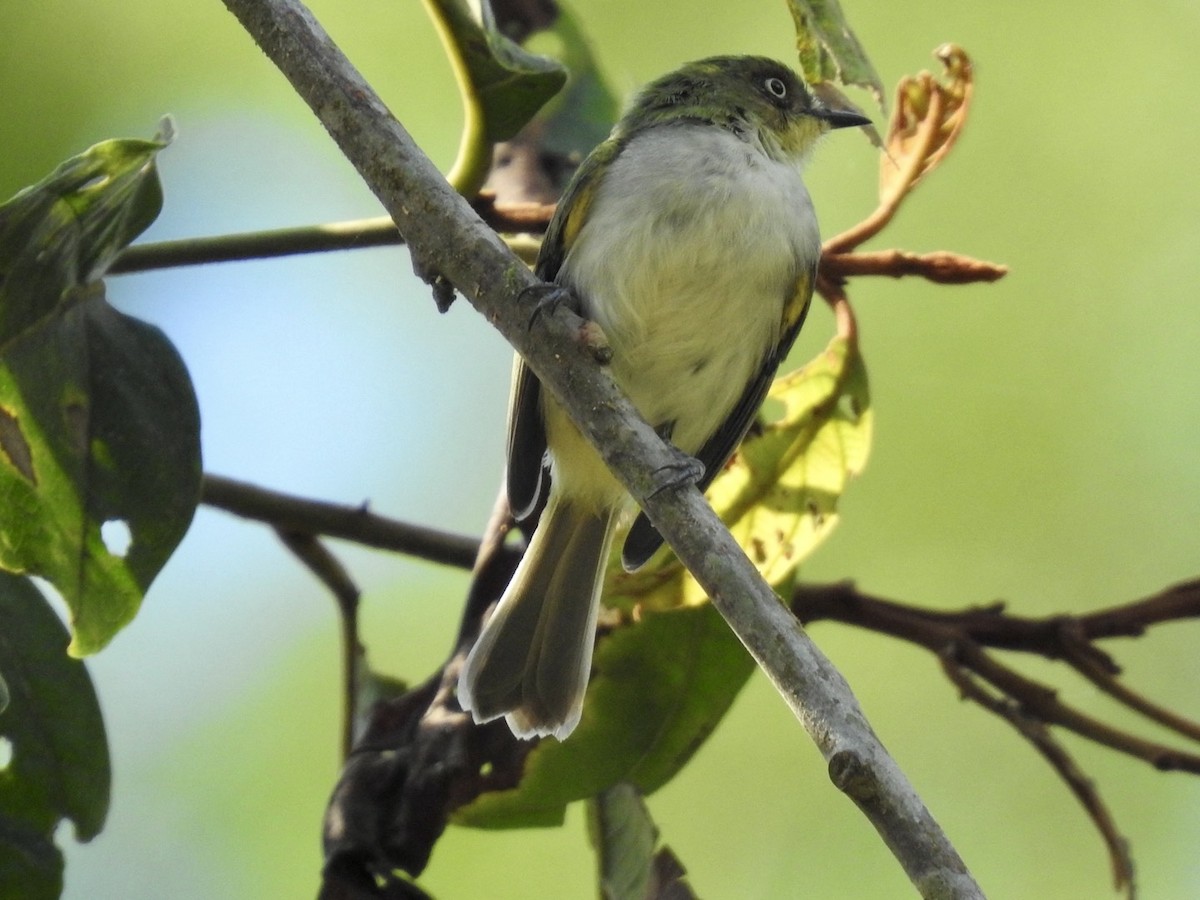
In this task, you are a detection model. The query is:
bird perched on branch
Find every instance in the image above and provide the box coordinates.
[458,55,869,740]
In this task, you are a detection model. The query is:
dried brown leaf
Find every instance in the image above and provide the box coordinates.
[879,44,973,207]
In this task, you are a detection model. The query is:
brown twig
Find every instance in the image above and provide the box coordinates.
[794,578,1200,892]
[822,248,1007,284]
[939,653,1135,898]
[815,45,997,298]
[795,580,1200,756]
[276,529,362,759]
[201,473,479,569]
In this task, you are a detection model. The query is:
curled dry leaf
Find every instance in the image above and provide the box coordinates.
[879,43,973,208]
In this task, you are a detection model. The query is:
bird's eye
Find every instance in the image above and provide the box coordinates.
[764,77,788,100]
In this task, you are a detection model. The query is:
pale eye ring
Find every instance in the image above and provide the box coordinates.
[764,76,788,99]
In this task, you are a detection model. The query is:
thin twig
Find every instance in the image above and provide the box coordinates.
[794,578,1200,893]
[794,579,1200,753]
[201,474,479,569]
[110,216,402,273]
[109,198,553,274]
[822,248,1007,284]
[940,651,1135,898]
[276,529,362,759]
[955,640,1200,772]
[1076,579,1200,638]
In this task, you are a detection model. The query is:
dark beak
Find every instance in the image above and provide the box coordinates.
[813,107,872,130]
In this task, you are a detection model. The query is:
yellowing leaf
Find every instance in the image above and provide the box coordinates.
[712,331,871,594]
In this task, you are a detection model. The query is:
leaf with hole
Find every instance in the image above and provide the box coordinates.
[0,128,201,655]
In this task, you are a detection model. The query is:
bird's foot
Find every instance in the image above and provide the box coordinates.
[647,444,706,499]
[521,283,611,363]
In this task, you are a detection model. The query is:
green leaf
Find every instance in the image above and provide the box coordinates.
[788,0,885,106]
[453,601,753,828]
[589,783,657,900]
[478,5,620,206]
[0,573,111,900]
[527,6,620,166]
[0,130,202,655]
[425,0,567,144]
[588,785,698,900]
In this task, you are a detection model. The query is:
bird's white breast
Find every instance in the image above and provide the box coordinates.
[560,123,820,457]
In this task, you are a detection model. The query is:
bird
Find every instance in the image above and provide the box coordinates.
[457,55,869,740]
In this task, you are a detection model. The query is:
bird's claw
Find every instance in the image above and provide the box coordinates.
[521,283,611,363]
[521,283,575,330]
[647,447,705,499]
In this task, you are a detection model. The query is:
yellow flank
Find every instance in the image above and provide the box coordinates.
[561,179,595,252]
[783,270,813,335]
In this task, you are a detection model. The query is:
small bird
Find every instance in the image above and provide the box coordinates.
[457,56,868,740]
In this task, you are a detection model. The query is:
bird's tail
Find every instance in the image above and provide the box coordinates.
[457,493,616,740]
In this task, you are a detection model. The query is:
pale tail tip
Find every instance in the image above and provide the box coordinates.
[457,677,580,742]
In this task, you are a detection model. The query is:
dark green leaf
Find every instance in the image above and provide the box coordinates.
[788,0,885,107]
[453,602,753,828]
[0,573,110,900]
[589,783,657,900]
[480,5,620,205]
[529,6,620,164]
[0,130,201,655]
[589,785,698,900]
[426,0,567,143]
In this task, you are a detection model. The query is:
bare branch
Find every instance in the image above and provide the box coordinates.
[940,654,1135,898]
[954,640,1200,773]
[795,578,1200,894]
[794,579,1200,753]
[110,197,554,274]
[822,248,1007,285]
[276,529,362,759]
[1076,579,1200,638]
[201,474,479,569]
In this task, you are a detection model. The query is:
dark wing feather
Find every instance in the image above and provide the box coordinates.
[506,356,547,521]
[620,267,816,571]
[506,139,624,522]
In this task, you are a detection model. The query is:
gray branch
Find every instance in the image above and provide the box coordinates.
[217,0,985,895]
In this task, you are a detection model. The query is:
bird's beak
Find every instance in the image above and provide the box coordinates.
[813,107,872,130]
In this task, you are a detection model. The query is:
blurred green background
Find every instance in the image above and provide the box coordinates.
[3,1,1199,898]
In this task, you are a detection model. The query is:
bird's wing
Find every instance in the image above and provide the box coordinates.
[506,139,623,522]
[505,355,547,521]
